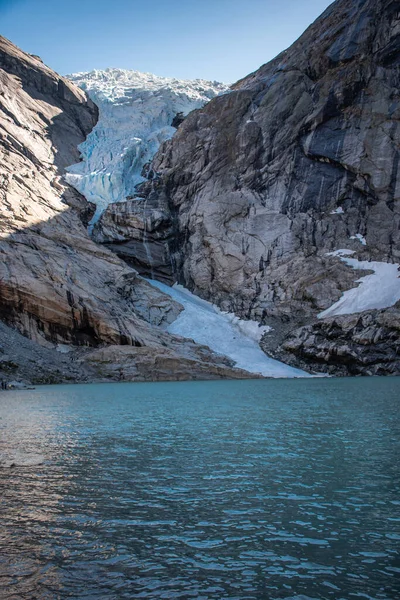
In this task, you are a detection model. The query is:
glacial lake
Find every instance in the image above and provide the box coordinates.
[0,378,399,600]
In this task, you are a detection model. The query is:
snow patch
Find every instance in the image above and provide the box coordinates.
[319,253,400,318]
[55,344,73,354]
[330,207,344,214]
[350,233,367,246]
[327,249,355,257]
[65,68,228,226]
[148,280,308,378]
[174,284,271,342]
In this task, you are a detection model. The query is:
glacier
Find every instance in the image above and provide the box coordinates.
[64,67,309,378]
[65,68,228,225]
[148,280,309,378]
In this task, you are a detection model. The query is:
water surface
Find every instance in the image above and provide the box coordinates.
[1,378,399,599]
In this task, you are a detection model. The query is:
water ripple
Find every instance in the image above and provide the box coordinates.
[1,378,399,599]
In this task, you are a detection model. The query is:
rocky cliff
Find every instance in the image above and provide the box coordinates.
[93,0,400,375]
[0,36,252,383]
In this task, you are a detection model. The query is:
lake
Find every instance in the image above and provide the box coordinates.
[0,378,399,599]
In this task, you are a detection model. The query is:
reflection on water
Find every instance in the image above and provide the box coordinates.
[0,378,399,599]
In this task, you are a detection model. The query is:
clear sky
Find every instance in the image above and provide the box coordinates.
[1,0,333,83]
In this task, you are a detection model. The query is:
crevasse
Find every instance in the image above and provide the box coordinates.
[65,68,228,226]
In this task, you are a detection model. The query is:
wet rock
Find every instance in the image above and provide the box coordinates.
[93,197,175,283]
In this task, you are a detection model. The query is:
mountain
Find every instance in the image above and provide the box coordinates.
[0,36,257,384]
[1,0,399,382]
[93,0,400,375]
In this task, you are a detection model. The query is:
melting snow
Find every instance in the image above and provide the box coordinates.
[327,249,356,257]
[148,280,308,378]
[65,68,228,225]
[319,253,400,318]
[350,233,367,246]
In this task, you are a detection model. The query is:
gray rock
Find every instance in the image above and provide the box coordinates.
[93,196,175,283]
[94,0,400,362]
[270,303,400,376]
[0,36,256,382]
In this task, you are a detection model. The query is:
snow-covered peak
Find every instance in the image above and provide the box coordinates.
[65,69,228,225]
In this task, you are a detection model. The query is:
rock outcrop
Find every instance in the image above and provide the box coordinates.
[0,36,253,382]
[268,303,400,376]
[94,195,175,283]
[0,318,251,386]
[84,343,256,382]
[0,35,169,348]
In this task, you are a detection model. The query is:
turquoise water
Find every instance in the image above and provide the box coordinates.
[0,378,399,599]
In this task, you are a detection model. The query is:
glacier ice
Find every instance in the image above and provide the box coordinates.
[65,68,228,225]
[148,280,309,378]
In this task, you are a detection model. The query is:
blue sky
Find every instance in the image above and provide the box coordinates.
[1,0,333,82]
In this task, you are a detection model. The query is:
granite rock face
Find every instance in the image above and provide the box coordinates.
[84,343,257,383]
[0,318,252,386]
[0,35,170,348]
[100,0,400,334]
[0,36,252,381]
[93,194,175,283]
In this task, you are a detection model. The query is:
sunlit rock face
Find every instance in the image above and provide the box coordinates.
[0,35,189,350]
[0,35,248,380]
[65,69,228,225]
[125,0,400,334]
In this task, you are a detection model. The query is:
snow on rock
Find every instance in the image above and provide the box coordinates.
[350,233,367,245]
[327,249,356,257]
[65,68,228,225]
[148,279,308,378]
[330,207,344,215]
[319,253,400,318]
